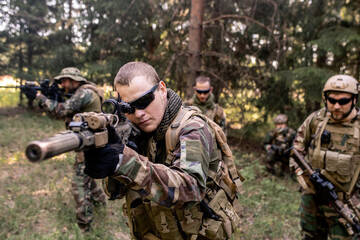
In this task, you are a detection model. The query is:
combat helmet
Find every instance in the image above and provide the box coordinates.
[323,74,359,96]
[54,67,87,83]
[274,114,288,124]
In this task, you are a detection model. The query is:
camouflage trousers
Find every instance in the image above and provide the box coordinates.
[71,153,107,229]
[299,193,355,240]
[265,149,290,176]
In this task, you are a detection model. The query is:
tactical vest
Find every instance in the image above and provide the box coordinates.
[271,127,295,151]
[307,108,360,194]
[163,106,244,239]
[106,106,244,240]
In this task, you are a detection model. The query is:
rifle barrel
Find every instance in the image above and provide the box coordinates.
[0,86,20,88]
[26,133,83,162]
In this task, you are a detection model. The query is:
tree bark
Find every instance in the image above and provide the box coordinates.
[186,0,204,99]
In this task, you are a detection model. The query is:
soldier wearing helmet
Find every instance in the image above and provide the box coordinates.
[34,67,107,232]
[291,74,360,239]
[263,114,296,176]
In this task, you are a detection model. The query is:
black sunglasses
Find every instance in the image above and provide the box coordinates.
[124,83,160,113]
[195,88,211,94]
[326,96,352,105]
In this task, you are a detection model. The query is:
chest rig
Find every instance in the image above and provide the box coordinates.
[308,108,360,193]
[272,127,294,150]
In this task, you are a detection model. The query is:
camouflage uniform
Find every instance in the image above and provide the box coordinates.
[292,75,360,240]
[184,93,227,135]
[263,115,296,176]
[36,67,106,231]
[105,89,241,240]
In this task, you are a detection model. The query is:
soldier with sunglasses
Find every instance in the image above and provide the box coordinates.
[35,67,107,232]
[291,74,360,239]
[184,76,227,135]
[83,62,242,239]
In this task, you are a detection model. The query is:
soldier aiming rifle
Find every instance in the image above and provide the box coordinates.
[0,79,71,107]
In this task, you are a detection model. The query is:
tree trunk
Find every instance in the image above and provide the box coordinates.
[186,0,204,99]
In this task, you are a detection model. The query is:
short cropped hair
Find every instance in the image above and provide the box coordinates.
[195,76,211,86]
[114,62,160,86]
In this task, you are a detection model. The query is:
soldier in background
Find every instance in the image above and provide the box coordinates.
[291,74,360,239]
[184,76,227,135]
[34,67,107,232]
[263,114,296,176]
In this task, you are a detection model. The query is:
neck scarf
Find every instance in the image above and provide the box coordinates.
[154,88,182,141]
[193,93,215,113]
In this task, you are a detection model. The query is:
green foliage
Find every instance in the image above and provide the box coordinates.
[236,153,301,239]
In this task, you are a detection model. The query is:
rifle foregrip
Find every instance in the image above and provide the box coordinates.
[26,133,83,162]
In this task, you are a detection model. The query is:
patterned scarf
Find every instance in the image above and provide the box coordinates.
[193,93,215,113]
[154,88,183,141]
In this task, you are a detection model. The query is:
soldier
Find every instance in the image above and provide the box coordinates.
[263,114,296,176]
[291,74,360,239]
[184,76,227,135]
[34,67,107,232]
[83,62,243,239]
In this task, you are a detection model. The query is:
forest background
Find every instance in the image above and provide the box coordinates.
[1,0,359,130]
[0,0,360,239]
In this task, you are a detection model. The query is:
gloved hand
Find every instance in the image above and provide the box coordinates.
[107,125,121,144]
[24,86,37,100]
[84,125,123,179]
[84,143,124,179]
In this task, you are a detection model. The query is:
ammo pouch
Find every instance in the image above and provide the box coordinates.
[325,150,353,183]
[199,189,240,239]
[310,149,355,184]
[149,202,203,240]
[125,191,155,239]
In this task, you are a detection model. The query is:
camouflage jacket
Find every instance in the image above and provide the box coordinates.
[37,83,102,125]
[292,107,360,191]
[111,112,216,208]
[263,127,296,153]
[184,94,227,135]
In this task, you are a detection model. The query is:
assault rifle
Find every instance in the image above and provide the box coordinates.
[290,147,360,236]
[0,79,71,107]
[25,100,140,162]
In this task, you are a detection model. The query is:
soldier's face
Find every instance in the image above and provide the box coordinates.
[326,92,355,121]
[60,78,78,93]
[194,81,213,103]
[116,76,167,133]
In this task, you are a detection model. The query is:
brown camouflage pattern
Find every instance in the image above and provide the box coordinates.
[292,107,360,239]
[71,162,106,227]
[37,85,102,120]
[263,126,296,175]
[112,115,214,208]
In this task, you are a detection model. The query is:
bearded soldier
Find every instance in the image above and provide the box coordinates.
[292,74,360,239]
[83,62,243,240]
[184,76,227,135]
[34,67,107,231]
[263,114,296,176]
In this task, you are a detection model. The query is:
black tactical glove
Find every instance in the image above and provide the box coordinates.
[84,143,124,179]
[107,125,121,144]
[84,125,123,179]
[24,86,37,100]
